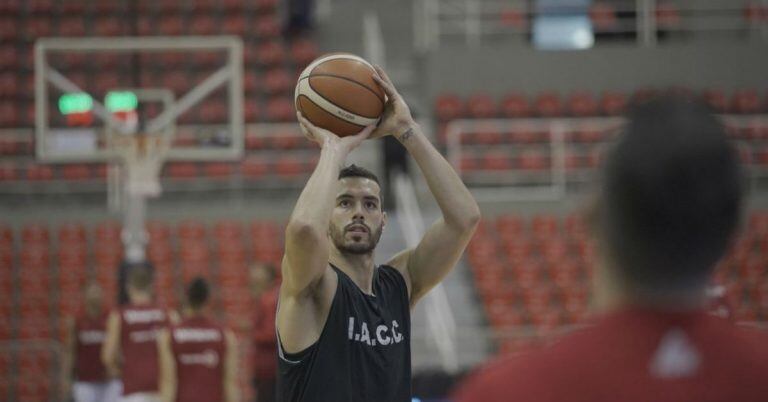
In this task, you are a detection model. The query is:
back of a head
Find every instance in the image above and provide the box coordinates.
[187,277,210,310]
[599,95,742,297]
[127,263,153,295]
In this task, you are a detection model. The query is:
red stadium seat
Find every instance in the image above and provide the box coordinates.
[58,17,87,36]
[600,91,627,115]
[500,93,531,118]
[0,0,21,14]
[26,164,54,181]
[255,15,281,38]
[517,150,550,171]
[272,131,302,150]
[256,0,279,13]
[566,92,599,116]
[203,162,235,179]
[166,162,199,179]
[28,0,54,13]
[434,94,465,121]
[0,17,20,42]
[731,90,762,114]
[467,94,497,118]
[178,221,207,241]
[744,2,768,23]
[245,98,262,122]
[189,15,217,35]
[61,164,92,181]
[222,13,248,35]
[702,89,728,113]
[25,16,54,39]
[533,92,563,117]
[655,2,681,27]
[275,156,306,178]
[499,7,527,29]
[244,71,260,94]
[241,157,269,179]
[265,97,295,121]
[256,42,287,66]
[290,38,319,67]
[93,17,124,36]
[590,2,617,30]
[264,69,293,95]
[482,151,513,171]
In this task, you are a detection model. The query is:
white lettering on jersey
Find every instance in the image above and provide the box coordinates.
[123,309,165,324]
[347,317,404,347]
[78,330,105,344]
[173,328,221,343]
[129,329,160,343]
[179,349,219,368]
[360,323,371,346]
[649,328,701,378]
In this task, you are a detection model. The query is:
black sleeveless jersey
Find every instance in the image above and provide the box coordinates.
[277,264,411,402]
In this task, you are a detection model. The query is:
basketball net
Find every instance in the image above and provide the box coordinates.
[107,122,172,263]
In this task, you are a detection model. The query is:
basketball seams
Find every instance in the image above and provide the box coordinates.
[308,73,385,104]
[297,95,365,129]
[296,77,379,126]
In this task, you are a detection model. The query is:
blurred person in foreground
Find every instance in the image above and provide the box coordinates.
[453,96,768,402]
[157,277,239,402]
[250,263,280,402]
[61,282,122,402]
[103,263,178,402]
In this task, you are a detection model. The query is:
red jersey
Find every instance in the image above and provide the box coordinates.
[454,307,768,402]
[74,312,108,382]
[118,304,168,395]
[170,315,227,402]
[251,285,279,380]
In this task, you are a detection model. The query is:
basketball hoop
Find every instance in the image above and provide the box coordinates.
[106,129,172,264]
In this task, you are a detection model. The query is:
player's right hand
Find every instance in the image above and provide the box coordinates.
[297,112,374,155]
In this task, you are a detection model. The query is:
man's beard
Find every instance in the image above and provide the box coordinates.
[330,222,383,255]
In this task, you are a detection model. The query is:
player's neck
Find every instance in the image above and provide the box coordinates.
[330,249,376,295]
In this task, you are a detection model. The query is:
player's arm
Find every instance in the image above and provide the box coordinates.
[157,329,177,402]
[281,114,374,296]
[373,66,481,306]
[59,316,75,400]
[223,330,240,402]
[101,311,121,377]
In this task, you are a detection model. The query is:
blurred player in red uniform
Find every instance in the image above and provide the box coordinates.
[61,282,122,402]
[454,96,768,402]
[249,263,279,402]
[157,278,239,402]
[102,263,178,402]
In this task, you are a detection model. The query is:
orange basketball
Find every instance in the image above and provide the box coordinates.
[294,53,386,137]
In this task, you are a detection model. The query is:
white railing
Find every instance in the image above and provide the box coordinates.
[445,115,768,202]
[415,0,768,51]
[394,172,460,373]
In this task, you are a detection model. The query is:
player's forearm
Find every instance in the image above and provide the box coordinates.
[400,124,481,230]
[286,145,347,241]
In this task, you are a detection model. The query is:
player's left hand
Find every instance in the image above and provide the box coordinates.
[371,65,416,140]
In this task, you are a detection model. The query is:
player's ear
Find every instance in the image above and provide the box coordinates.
[382,211,388,229]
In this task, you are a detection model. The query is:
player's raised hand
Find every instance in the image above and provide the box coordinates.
[297,112,374,154]
[371,65,416,140]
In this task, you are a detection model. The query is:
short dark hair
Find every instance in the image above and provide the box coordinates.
[187,277,209,309]
[338,164,380,185]
[127,263,153,292]
[599,95,742,294]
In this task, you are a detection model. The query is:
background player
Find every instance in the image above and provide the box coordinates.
[157,277,239,402]
[61,282,121,402]
[249,263,280,402]
[276,65,481,401]
[102,263,178,402]
[452,96,768,402]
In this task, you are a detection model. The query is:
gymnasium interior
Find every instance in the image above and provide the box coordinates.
[0,0,767,400]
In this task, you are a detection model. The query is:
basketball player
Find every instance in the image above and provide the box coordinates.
[61,282,121,402]
[249,263,279,402]
[102,263,178,402]
[277,65,481,402]
[453,96,768,402]
[157,278,239,402]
